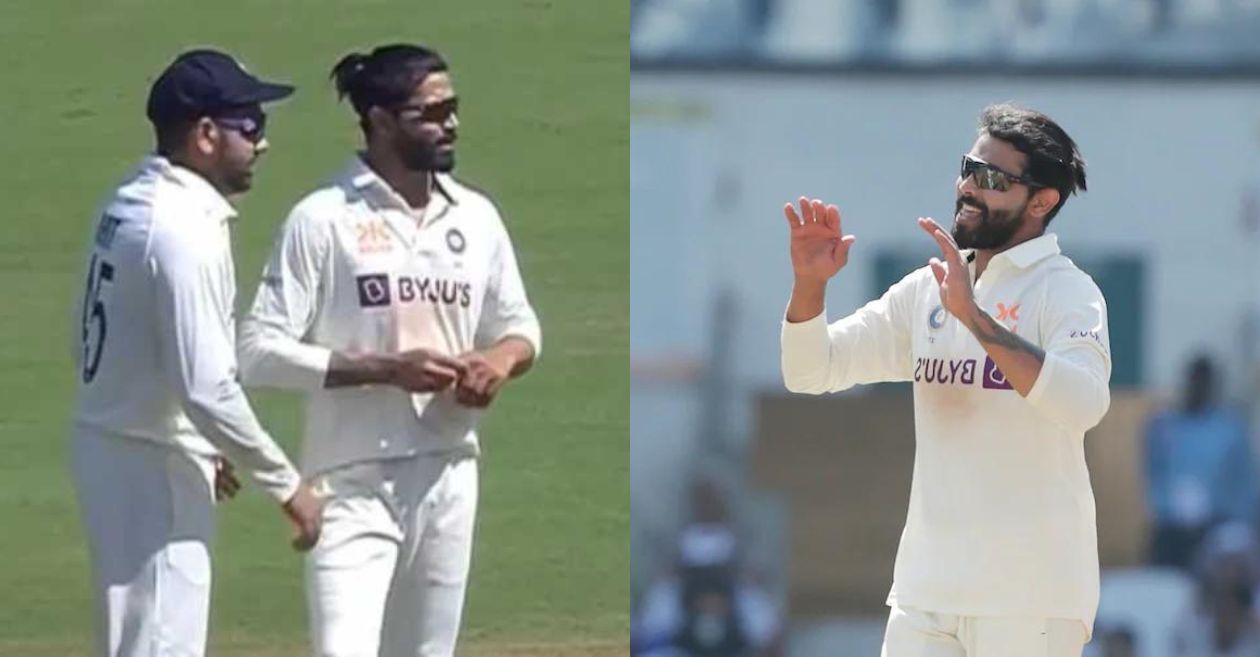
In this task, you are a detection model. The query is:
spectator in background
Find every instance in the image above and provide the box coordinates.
[1144,354,1258,570]
[1173,523,1260,657]
[631,478,783,657]
[1094,624,1138,657]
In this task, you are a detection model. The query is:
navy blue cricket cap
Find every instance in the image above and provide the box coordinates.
[146,49,294,124]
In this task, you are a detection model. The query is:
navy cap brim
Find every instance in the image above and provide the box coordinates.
[231,81,294,105]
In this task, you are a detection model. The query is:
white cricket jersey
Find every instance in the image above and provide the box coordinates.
[781,233,1111,630]
[70,156,301,502]
[238,156,542,476]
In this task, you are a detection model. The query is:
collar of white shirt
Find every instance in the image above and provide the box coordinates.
[143,154,238,223]
[339,154,458,218]
[963,233,1061,273]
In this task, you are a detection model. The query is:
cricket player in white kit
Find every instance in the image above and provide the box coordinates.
[69,50,323,657]
[238,44,541,657]
[780,105,1110,657]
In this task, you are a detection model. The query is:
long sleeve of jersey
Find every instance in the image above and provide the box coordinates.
[150,225,301,503]
[238,206,334,391]
[780,271,918,394]
[473,220,542,357]
[1025,271,1112,434]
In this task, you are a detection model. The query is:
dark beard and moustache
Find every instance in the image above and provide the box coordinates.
[398,135,456,173]
[952,195,1025,250]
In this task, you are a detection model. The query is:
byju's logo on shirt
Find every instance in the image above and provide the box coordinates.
[981,356,1014,390]
[913,355,1013,390]
[355,273,473,309]
[356,274,391,307]
[914,357,976,385]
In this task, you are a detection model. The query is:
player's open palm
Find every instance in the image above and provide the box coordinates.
[919,217,975,319]
[784,197,856,283]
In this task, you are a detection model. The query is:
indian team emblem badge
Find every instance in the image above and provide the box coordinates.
[445,227,466,254]
[928,305,946,330]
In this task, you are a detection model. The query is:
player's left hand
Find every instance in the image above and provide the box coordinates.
[453,350,510,408]
[214,457,241,502]
[919,217,977,320]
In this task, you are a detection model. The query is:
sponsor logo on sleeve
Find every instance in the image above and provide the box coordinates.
[1069,329,1102,344]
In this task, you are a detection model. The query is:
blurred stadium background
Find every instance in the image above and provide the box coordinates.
[0,1,626,655]
[631,1,1260,656]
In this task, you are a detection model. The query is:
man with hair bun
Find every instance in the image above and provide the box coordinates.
[238,43,541,657]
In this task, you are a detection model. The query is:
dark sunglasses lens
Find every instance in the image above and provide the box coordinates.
[982,169,1008,191]
[250,113,266,141]
[219,111,266,143]
[424,102,458,123]
[962,157,1009,191]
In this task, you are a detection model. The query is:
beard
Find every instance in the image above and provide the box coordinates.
[223,169,253,195]
[398,135,456,173]
[211,156,255,197]
[952,195,1026,250]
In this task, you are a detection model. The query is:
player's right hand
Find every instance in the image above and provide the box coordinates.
[282,482,325,552]
[213,457,240,502]
[784,197,856,283]
[391,349,469,393]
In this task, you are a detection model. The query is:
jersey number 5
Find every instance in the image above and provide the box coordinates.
[80,254,114,383]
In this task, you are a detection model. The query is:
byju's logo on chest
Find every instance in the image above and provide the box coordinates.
[356,274,391,307]
[981,356,1014,390]
[355,273,473,309]
[913,355,1014,390]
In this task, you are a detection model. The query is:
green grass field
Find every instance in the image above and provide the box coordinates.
[0,1,627,654]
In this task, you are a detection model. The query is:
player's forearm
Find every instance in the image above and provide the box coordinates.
[237,321,332,391]
[959,303,1044,397]
[483,337,535,378]
[324,351,401,388]
[179,386,301,503]
[1022,349,1111,434]
[785,277,826,323]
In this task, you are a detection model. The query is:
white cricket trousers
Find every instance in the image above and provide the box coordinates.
[70,428,217,657]
[881,605,1089,657]
[307,454,478,657]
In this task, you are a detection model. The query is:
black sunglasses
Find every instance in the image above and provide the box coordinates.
[390,97,459,124]
[960,154,1043,192]
[213,114,266,144]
